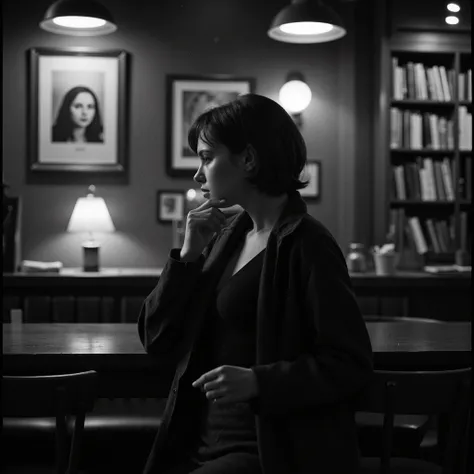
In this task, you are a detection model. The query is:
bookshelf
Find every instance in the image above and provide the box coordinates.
[374,29,471,269]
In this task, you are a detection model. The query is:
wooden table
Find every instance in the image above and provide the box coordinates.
[3,322,471,397]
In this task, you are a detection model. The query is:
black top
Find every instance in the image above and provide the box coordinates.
[190,249,265,463]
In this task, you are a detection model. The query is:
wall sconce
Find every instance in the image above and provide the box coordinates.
[268,0,346,44]
[67,185,115,272]
[40,0,117,36]
[279,72,312,128]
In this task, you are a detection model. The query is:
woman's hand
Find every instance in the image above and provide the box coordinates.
[192,365,259,405]
[180,198,227,262]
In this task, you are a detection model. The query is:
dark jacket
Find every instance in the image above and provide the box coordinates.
[138,191,373,474]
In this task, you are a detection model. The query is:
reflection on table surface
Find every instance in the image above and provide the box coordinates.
[3,322,471,371]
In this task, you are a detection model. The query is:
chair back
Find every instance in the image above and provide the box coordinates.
[356,368,471,474]
[2,370,98,417]
[2,370,98,474]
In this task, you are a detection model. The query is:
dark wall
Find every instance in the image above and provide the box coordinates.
[2,0,375,268]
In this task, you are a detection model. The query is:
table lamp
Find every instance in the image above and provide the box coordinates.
[67,185,115,272]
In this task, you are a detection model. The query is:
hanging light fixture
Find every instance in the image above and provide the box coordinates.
[268,0,346,44]
[40,0,117,36]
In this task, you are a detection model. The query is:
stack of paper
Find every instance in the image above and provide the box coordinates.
[21,260,63,273]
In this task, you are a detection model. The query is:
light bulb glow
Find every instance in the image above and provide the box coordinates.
[445,15,459,24]
[279,80,312,114]
[186,189,197,201]
[280,21,333,35]
[446,3,460,13]
[53,16,106,29]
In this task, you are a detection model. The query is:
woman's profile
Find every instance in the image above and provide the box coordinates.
[52,85,104,143]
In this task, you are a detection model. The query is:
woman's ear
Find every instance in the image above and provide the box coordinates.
[243,145,258,173]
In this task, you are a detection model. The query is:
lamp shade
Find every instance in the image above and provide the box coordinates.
[67,190,115,233]
[268,0,346,44]
[40,0,117,36]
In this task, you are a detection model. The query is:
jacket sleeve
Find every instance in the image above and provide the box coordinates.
[137,248,207,357]
[250,233,373,416]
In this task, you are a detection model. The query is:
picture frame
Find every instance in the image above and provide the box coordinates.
[166,75,255,177]
[299,161,321,200]
[27,47,130,184]
[157,190,185,223]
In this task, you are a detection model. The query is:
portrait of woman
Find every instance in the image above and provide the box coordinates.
[52,85,104,143]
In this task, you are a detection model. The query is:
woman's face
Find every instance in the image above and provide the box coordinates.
[193,136,247,205]
[69,92,96,128]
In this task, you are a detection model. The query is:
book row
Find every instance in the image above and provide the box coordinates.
[391,157,461,201]
[391,58,456,101]
[390,109,454,150]
[390,209,470,255]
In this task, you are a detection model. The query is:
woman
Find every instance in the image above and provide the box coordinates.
[52,86,103,143]
[138,93,373,474]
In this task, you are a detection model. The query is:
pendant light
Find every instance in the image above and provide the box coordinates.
[40,0,117,36]
[268,0,346,44]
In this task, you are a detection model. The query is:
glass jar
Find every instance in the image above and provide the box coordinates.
[346,243,368,273]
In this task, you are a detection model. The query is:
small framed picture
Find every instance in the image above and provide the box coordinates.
[166,75,255,177]
[299,161,321,200]
[27,47,130,184]
[157,191,185,223]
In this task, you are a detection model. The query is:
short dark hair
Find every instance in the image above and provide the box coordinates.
[188,93,308,196]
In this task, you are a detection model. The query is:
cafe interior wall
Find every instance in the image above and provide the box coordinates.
[2,0,375,269]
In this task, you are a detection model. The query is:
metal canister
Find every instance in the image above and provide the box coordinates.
[346,243,368,273]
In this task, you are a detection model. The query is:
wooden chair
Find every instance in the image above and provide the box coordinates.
[356,368,471,474]
[358,315,443,459]
[2,370,98,474]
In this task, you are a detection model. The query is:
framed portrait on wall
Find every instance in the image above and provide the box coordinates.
[157,190,185,223]
[166,75,255,177]
[27,48,129,184]
[299,161,321,200]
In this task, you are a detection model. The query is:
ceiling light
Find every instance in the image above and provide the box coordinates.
[445,15,460,25]
[268,0,346,44]
[446,3,461,13]
[40,0,117,36]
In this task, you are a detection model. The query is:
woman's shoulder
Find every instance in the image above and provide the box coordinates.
[295,214,336,243]
[285,214,343,260]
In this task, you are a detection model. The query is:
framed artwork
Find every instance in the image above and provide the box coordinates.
[157,190,185,223]
[166,75,255,177]
[27,47,130,184]
[299,161,321,200]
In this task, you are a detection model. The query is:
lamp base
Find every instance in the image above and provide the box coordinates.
[82,241,100,272]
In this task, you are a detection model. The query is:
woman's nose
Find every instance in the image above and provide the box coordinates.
[193,166,204,184]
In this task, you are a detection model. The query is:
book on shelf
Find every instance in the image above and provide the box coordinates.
[458,106,472,151]
[392,58,455,101]
[408,216,429,254]
[425,219,441,253]
[440,157,455,201]
[458,68,472,101]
